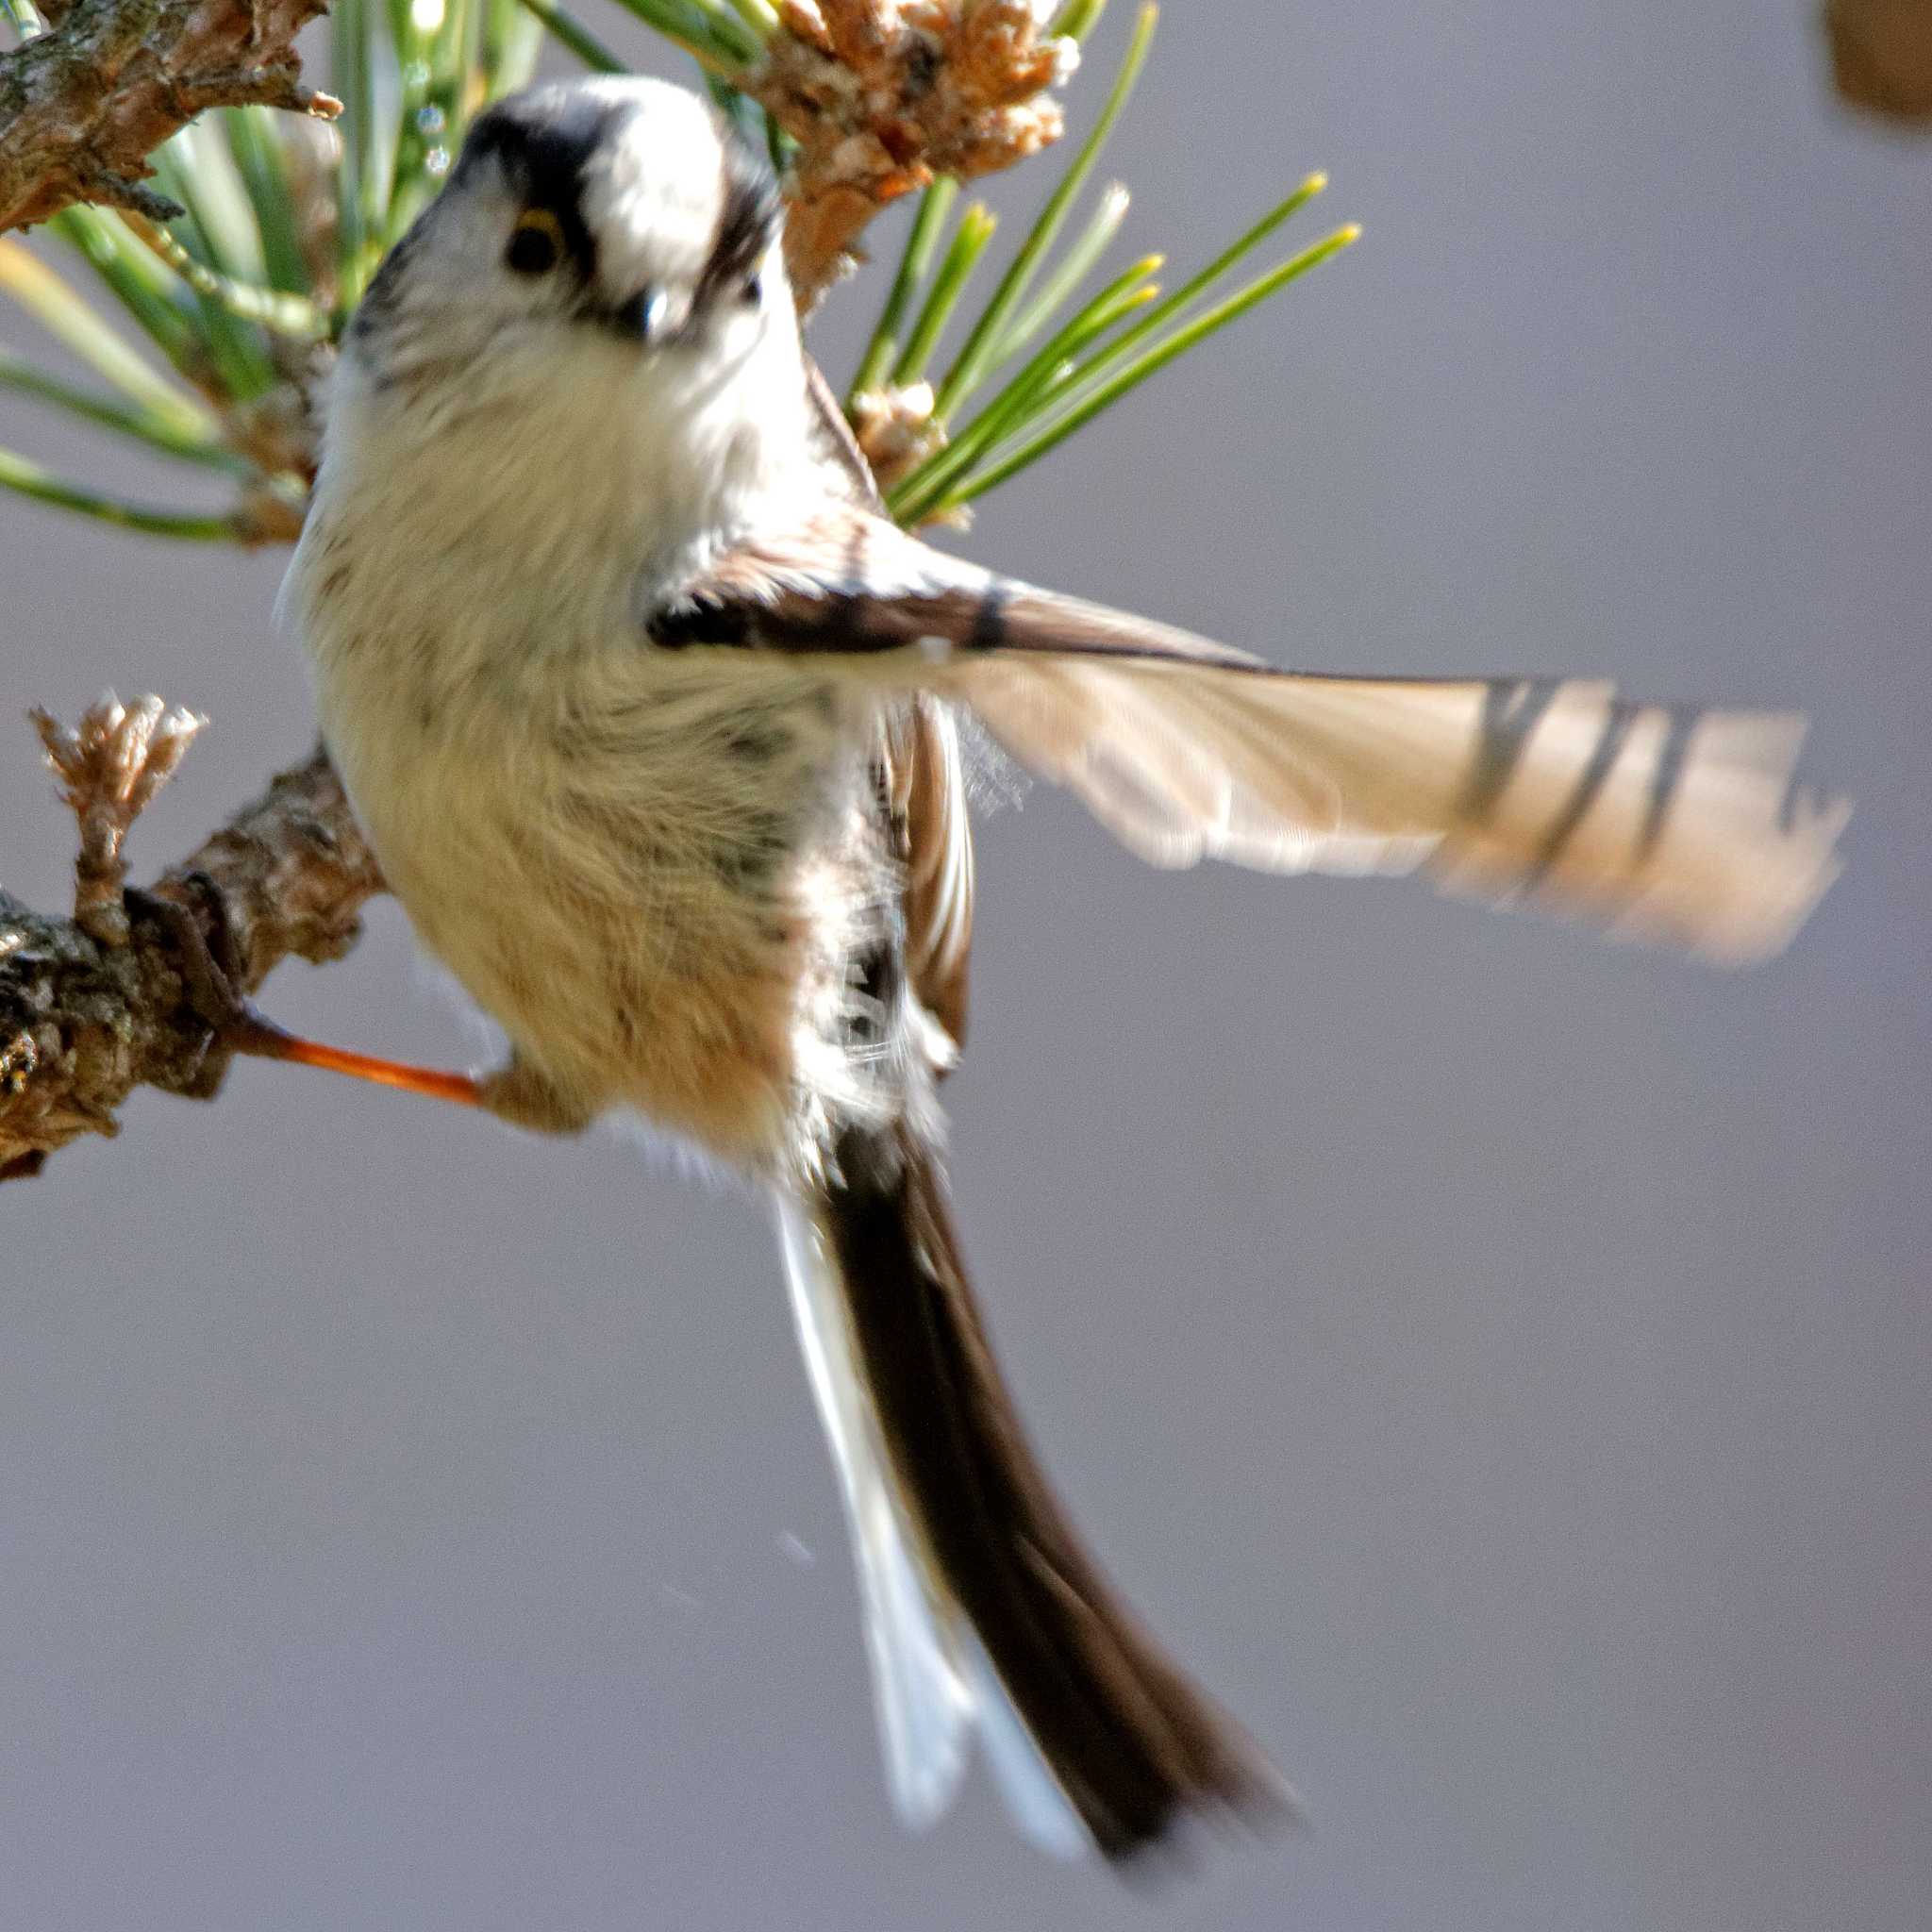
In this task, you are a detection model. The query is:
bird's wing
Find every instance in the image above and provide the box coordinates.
[800,365,976,1053]
[881,695,974,1054]
[656,509,1848,965]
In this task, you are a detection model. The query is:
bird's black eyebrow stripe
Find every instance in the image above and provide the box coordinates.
[694,140,780,308]
[455,91,633,282]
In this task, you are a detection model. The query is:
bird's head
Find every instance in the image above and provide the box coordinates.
[333,76,811,528]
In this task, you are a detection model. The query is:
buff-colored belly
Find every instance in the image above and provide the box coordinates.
[323,663,850,1164]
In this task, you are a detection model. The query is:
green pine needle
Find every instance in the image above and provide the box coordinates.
[935,224,1360,514]
[0,357,249,474]
[0,446,246,541]
[44,209,208,387]
[851,178,962,405]
[1050,0,1109,43]
[890,254,1162,524]
[517,0,627,73]
[599,0,758,73]
[992,180,1130,365]
[483,0,546,95]
[331,0,373,299]
[222,109,313,298]
[720,0,777,40]
[931,0,1158,420]
[0,239,217,437]
[893,203,1000,390]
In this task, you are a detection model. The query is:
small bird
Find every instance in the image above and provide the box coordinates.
[264,75,1846,1863]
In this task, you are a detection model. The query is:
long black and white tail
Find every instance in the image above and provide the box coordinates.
[777,1120,1294,1864]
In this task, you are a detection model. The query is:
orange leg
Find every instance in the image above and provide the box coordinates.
[133,882,484,1110]
[224,1008,485,1108]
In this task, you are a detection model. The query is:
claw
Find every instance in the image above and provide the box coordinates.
[127,881,484,1109]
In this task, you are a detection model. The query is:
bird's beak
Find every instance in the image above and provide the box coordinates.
[610,286,668,342]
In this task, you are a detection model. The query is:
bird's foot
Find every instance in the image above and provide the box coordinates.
[129,881,486,1109]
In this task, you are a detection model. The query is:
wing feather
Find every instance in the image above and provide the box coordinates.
[883,695,974,1052]
[943,649,1843,961]
[661,513,1848,965]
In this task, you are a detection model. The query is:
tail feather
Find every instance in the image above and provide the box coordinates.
[778,1121,1294,1862]
[776,1196,974,1829]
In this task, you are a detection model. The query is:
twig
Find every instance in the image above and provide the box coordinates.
[0,0,341,234]
[0,737,382,1175]
[30,691,203,944]
[847,377,943,491]
[753,0,1079,306]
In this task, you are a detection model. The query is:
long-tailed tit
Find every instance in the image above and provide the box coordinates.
[264,76,1847,1863]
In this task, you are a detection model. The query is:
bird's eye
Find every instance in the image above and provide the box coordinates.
[741,273,762,306]
[506,208,565,276]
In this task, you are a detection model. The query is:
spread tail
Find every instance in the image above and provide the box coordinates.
[777,1120,1296,1863]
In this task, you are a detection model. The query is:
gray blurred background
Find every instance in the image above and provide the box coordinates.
[2,6,1927,1928]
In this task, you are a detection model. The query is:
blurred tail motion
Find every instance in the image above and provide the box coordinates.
[778,1122,1294,1864]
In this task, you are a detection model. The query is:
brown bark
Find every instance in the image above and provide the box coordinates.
[0,0,340,233]
[1,726,380,1174]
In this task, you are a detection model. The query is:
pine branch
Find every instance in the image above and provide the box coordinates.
[0,0,341,234]
[752,0,1081,308]
[0,0,1122,1175]
[0,726,379,1175]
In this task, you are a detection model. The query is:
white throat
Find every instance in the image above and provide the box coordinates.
[315,306,817,627]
